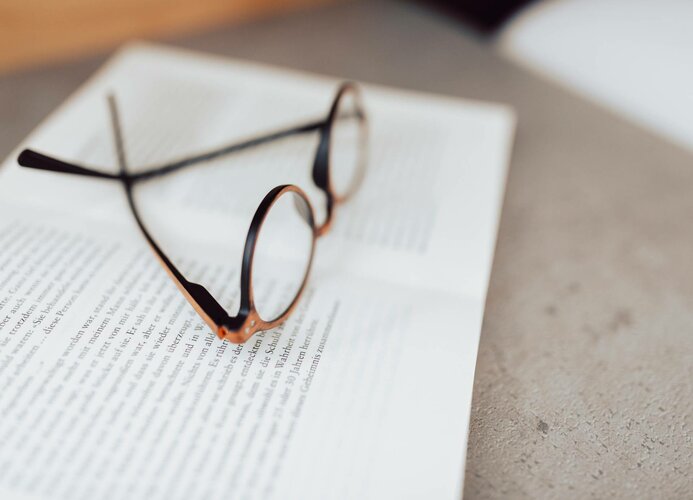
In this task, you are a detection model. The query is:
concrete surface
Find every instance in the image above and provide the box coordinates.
[1,1,691,497]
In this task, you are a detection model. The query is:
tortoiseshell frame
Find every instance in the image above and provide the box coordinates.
[17,82,367,343]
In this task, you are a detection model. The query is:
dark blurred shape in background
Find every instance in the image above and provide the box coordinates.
[417,0,535,31]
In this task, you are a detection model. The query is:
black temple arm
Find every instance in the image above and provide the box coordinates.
[131,119,324,181]
[18,149,120,180]
[18,119,325,183]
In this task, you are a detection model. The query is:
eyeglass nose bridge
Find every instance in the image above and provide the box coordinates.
[313,194,335,237]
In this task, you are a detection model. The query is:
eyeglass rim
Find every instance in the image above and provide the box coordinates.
[223,184,317,343]
[312,81,368,236]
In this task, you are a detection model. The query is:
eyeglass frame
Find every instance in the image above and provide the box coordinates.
[17,81,368,343]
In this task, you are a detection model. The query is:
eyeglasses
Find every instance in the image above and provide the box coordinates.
[17,82,368,343]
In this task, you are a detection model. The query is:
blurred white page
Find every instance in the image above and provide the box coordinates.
[0,43,515,500]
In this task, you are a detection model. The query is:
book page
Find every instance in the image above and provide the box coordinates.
[0,44,514,500]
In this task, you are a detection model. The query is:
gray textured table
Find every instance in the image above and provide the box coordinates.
[1,1,691,498]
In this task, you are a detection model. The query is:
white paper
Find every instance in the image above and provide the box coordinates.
[0,43,515,500]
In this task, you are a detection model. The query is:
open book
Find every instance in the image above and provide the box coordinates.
[0,44,515,499]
